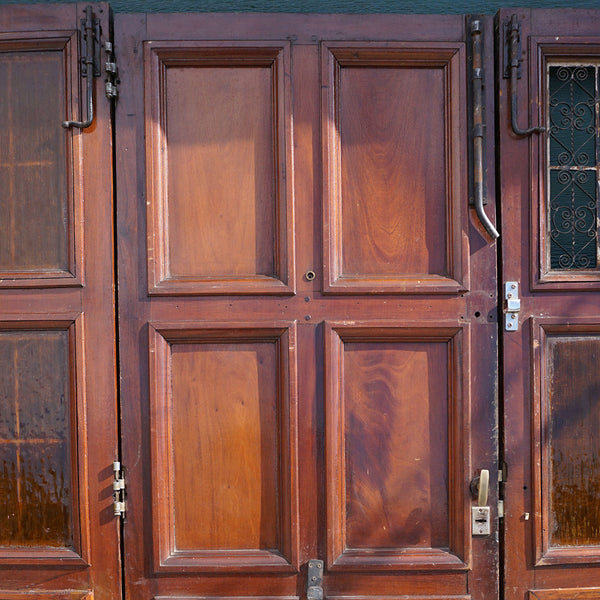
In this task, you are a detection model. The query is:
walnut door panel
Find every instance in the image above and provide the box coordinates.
[325,323,469,571]
[0,30,83,286]
[145,41,294,295]
[148,323,299,572]
[322,42,468,294]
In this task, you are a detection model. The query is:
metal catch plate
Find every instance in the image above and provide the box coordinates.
[472,506,491,535]
[504,281,520,331]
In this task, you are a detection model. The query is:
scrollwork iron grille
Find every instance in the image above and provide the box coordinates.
[548,65,599,270]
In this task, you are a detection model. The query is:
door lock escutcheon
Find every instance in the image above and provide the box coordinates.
[307,559,323,600]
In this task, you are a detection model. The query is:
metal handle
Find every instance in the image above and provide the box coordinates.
[470,468,490,506]
[470,20,499,240]
[508,14,545,137]
[63,6,96,129]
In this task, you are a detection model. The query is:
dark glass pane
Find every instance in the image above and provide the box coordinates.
[549,169,597,269]
[549,66,595,168]
[548,336,600,547]
[0,51,68,273]
[0,331,73,548]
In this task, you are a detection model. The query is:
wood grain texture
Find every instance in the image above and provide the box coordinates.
[0,4,120,599]
[325,323,468,571]
[149,323,298,572]
[322,43,468,294]
[0,32,83,287]
[145,42,294,295]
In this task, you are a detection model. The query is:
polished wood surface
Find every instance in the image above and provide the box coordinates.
[0,3,120,599]
[117,12,498,599]
[145,42,294,295]
[498,8,600,597]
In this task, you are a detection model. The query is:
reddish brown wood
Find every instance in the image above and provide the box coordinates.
[321,43,468,294]
[148,322,299,573]
[145,41,295,296]
[325,323,468,571]
[116,12,497,600]
[498,8,600,599]
[0,3,119,600]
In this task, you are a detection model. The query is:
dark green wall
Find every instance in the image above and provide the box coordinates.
[0,0,599,13]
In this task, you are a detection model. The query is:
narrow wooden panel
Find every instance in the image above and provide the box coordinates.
[0,592,92,600]
[344,341,449,550]
[171,341,279,551]
[149,323,298,572]
[0,331,72,548]
[548,336,600,547]
[0,51,67,273]
[325,323,468,570]
[532,320,600,565]
[145,43,294,295]
[322,44,467,294]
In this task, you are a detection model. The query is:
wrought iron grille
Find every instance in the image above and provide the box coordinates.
[548,65,599,270]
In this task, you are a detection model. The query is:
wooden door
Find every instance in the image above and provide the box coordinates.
[115,12,499,600]
[0,4,120,600]
[498,8,600,600]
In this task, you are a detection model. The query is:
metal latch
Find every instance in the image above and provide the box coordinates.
[504,281,521,331]
[63,6,101,129]
[307,559,324,600]
[113,460,126,518]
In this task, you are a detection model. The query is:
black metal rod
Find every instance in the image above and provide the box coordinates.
[471,20,499,240]
[63,6,95,129]
[509,14,545,137]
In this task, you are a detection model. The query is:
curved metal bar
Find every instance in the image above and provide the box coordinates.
[471,20,499,240]
[63,6,95,129]
[508,14,545,137]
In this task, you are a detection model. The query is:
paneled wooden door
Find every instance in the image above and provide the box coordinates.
[498,8,600,600]
[115,12,499,600]
[0,3,121,600]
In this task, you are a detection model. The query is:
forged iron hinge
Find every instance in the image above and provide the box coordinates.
[113,460,126,518]
[307,559,324,600]
[104,41,119,99]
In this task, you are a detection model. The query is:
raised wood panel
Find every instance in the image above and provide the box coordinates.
[529,37,600,291]
[0,32,83,287]
[0,318,88,566]
[148,322,298,572]
[329,597,470,600]
[531,318,600,565]
[145,42,294,295]
[322,43,467,294]
[325,323,468,570]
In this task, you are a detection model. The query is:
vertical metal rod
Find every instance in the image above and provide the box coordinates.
[509,14,545,136]
[63,6,95,129]
[471,20,499,240]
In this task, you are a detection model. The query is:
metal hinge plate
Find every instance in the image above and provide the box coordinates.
[307,559,324,600]
[104,41,118,99]
[504,281,521,331]
[113,460,126,518]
